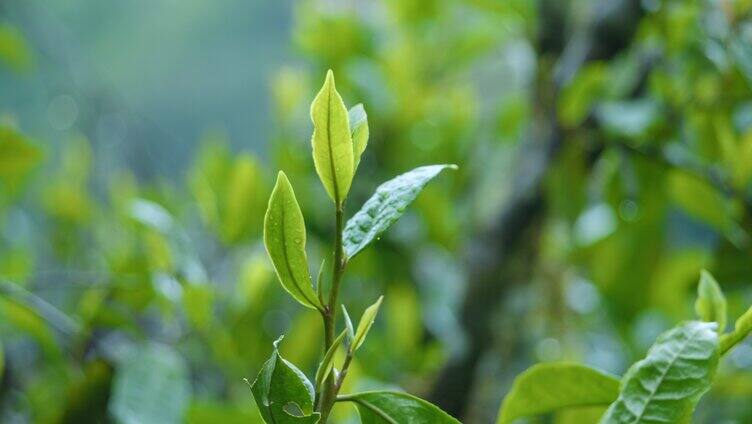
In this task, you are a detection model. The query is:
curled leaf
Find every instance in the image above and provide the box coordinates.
[250,337,321,424]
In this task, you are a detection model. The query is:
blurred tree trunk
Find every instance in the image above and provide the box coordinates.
[428,0,644,420]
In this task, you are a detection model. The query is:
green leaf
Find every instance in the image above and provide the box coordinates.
[720,304,752,354]
[250,337,321,424]
[339,391,459,424]
[315,330,346,392]
[343,164,457,259]
[310,70,354,205]
[600,321,719,424]
[263,172,322,310]
[352,296,383,352]
[694,270,727,333]
[109,343,191,424]
[497,362,620,424]
[349,103,369,171]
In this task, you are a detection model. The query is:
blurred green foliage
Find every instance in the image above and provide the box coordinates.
[0,0,752,423]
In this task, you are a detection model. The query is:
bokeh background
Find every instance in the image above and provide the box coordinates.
[1,0,752,423]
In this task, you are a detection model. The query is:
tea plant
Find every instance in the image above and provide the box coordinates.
[248,70,459,423]
[497,270,752,424]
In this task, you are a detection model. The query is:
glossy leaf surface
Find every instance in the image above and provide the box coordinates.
[310,70,353,205]
[343,164,456,259]
[600,321,719,424]
[263,172,322,310]
[341,391,459,424]
[251,338,321,424]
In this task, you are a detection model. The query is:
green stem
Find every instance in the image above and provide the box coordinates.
[317,205,347,422]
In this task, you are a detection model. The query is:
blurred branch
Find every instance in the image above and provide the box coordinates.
[428,0,645,419]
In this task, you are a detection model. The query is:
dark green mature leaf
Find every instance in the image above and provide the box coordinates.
[311,70,353,205]
[694,270,727,333]
[250,338,321,424]
[496,362,620,424]
[349,103,369,171]
[343,164,457,259]
[340,391,459,424]
[600,321,719,424]
[263,172,322,310]
[109,344,191,424]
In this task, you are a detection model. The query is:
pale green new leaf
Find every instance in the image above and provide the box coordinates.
[497,362,620,424]
[600,321,719,424]
[311,70,353,205]
[250,338,321,424]
[315,330,346,392]
[349,103,368,171]
[263,172,322,310]
[341,305,355,346]
[343,164,457,259]
[694,270,727,333]
[720,304,752,354]
[352,296,383,352]
[340,391,459,424]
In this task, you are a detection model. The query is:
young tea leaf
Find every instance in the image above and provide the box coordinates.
[341,305,355,347]
[343,164,457,259]
[315,330,346,392]
[339,391,459,424]
[349,103,368,171]
[600,321,719,424]
[496,362,620,424]
[250,337,321,424]
[720,305,752,354]
[352,296,383,352]
[694,270,727,333]
[310,70,354,205]
[263,172,322,311]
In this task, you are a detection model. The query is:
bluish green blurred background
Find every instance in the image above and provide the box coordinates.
[1,0,752,423]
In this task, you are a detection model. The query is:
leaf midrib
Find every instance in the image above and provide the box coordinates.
[279,201,317,308]
[325,82,341,205]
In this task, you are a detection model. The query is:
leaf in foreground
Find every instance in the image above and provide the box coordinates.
[310,70,353,205]
[496,362,620,424]
[343,164,457,259]
[250,338,321,424]
[340,391,459,424]
[263,172,322,310]
[600,321,719,424]
[109,343,191,424]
